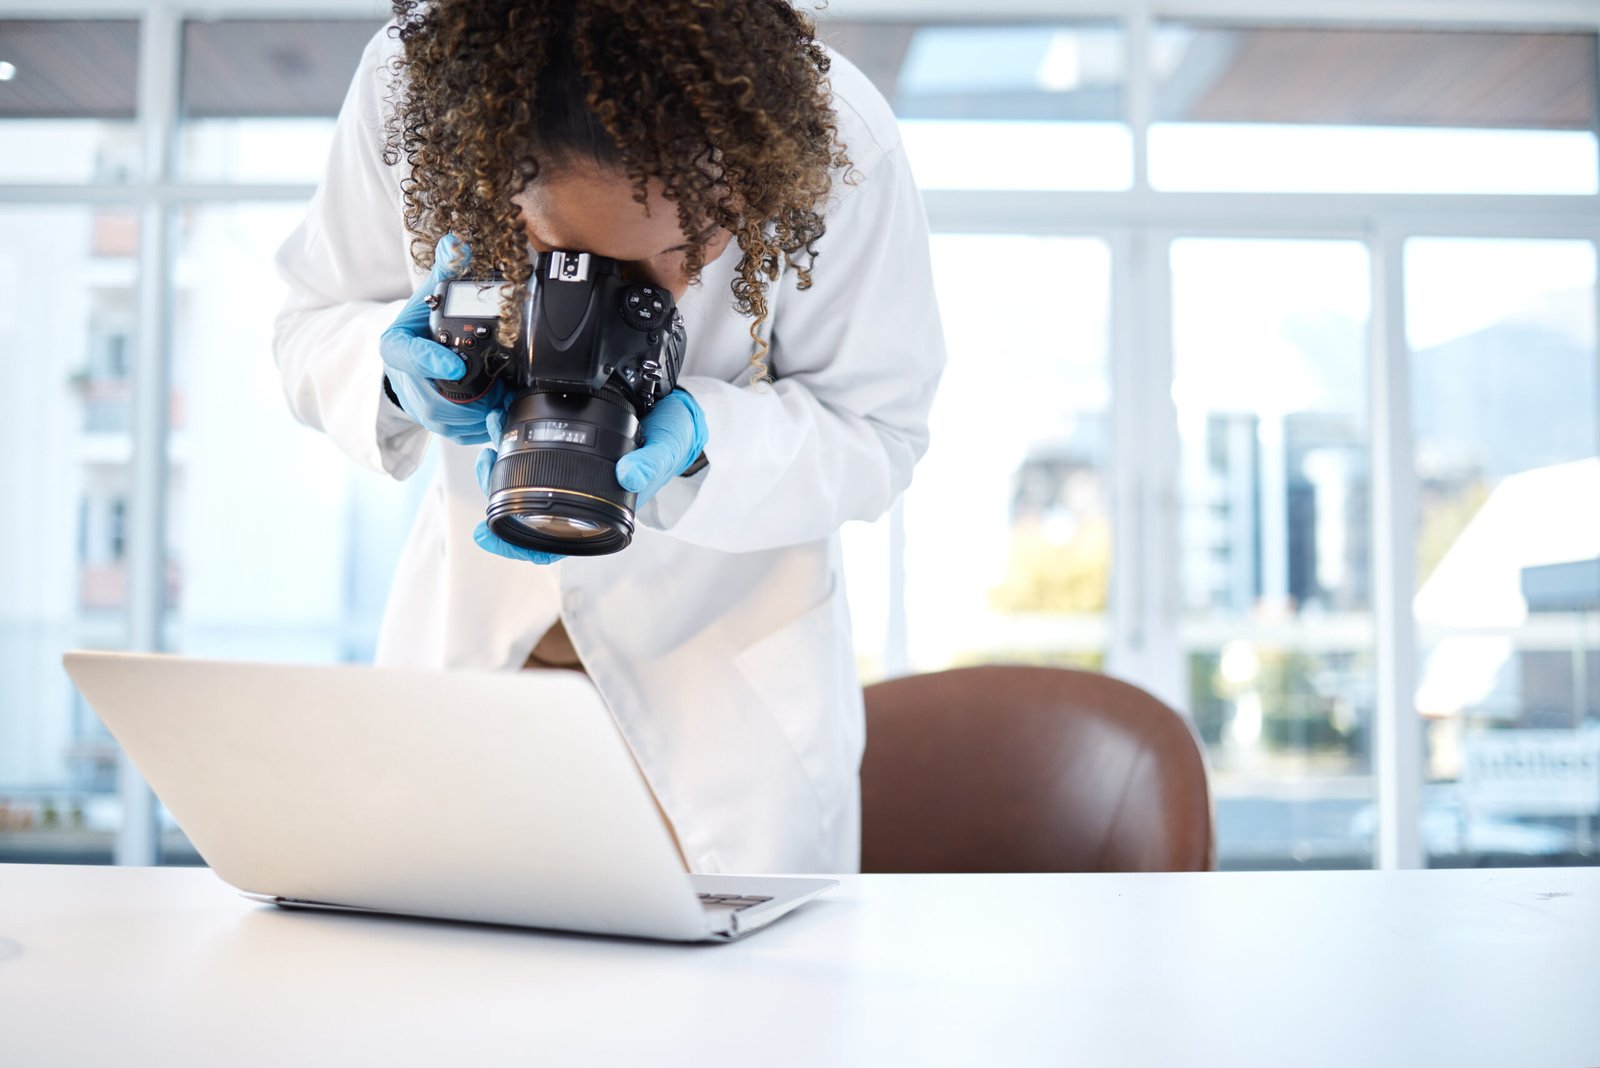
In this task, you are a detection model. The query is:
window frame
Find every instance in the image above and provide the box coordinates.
[2,0,1596,869]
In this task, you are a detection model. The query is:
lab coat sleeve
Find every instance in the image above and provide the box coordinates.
[271,29,430,480]
[648,142,946,551]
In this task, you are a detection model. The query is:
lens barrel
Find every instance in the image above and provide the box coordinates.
[485,389,640,556]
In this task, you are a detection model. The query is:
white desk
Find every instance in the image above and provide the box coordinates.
[1,864,1596,1067]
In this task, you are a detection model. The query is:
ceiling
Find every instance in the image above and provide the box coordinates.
[0,17,1593,130]
[0,18,382,119]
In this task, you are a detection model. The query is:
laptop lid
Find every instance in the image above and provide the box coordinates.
[62,651,714,941]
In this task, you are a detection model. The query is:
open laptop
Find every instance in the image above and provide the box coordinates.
[61,651,836,942]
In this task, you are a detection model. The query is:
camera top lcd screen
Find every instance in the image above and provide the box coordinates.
[443,281,506,318]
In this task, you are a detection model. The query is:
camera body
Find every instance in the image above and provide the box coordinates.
[424,251,686,556]
[518,250,682,407]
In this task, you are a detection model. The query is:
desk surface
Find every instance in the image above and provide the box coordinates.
[1,864,1596,1068]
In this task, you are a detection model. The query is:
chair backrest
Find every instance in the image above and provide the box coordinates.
[860,665,1215,873]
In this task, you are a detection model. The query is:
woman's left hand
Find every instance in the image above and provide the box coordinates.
[615,389,709,506]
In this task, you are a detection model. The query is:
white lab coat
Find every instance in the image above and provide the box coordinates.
[272,28,945,874]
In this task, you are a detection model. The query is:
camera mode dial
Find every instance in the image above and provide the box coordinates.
[618,285,669,331]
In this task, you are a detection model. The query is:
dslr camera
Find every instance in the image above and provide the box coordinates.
[424,249,686,556]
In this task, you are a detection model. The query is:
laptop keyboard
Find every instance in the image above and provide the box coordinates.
[697,892,773,911]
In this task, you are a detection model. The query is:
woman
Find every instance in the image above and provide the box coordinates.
[273,0,945,873]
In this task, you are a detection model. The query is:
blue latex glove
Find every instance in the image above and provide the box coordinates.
[378,234,503,445]
[615,389,709,506]
[472,405,565,565]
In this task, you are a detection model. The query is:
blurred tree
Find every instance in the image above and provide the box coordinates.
[1416,476,1490,589]
[988,515,1111,614]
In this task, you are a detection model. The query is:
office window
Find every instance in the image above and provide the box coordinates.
[0,205,139,862]
[179,19,384,183]
[0,21,141,184]
[1,15,394,865]
[1150,27,1599,194]
[901,235,1113,672]
[1407,237,1600,865]
[1172,238,1375,867]
[166,203,425,665]
[822,21,1131,190]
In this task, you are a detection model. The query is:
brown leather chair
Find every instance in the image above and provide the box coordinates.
[860,665,1216,872]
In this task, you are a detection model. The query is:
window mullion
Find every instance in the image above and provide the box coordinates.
[1109,227,1185,711]
[1126,0,1154,195]
[116,5,180,868]
[1369,225,1424,870]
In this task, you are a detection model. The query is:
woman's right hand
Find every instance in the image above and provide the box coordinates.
[378,234,504,445]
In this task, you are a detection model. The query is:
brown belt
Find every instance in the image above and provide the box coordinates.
[522,617,587,673]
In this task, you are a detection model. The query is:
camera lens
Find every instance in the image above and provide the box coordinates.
[484,390,640,556]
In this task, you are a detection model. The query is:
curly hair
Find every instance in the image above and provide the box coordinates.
[381,0,851,383]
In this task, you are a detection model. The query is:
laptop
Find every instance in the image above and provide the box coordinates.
[61,650,836,942]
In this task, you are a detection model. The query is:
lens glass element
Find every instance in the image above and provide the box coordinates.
[511,513,609,540]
